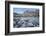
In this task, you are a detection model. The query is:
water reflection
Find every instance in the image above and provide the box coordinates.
[13,17,39,28]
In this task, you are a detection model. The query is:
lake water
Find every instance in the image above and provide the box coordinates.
[13,17,39,28]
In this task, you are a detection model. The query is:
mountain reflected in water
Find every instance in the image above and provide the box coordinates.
[13,17,39,28]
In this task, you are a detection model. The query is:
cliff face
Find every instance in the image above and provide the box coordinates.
[24,8,39,13]
[23,9,39,16]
